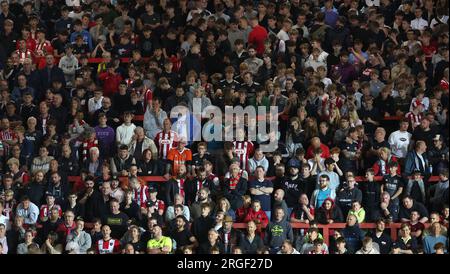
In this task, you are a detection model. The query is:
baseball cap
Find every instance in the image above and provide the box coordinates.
[45,191,55,198]
[148,186,158,193]
[287,159,301,169]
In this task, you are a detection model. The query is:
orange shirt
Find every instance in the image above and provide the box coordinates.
[167,147,192,175]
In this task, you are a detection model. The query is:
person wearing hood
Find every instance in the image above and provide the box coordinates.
[316,197,344,224]
[264,206,294,254]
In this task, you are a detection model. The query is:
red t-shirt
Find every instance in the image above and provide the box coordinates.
[306,144,331,159]
[248,25,268,55]
[98,72,123,97]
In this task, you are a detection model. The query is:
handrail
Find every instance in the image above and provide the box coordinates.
[67,175,440,185]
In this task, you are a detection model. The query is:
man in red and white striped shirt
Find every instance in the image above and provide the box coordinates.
[39,193,62,221]
[15,39,34,65]
[154,118,178,160]
[406,104,424,130]
[233,128,254,172]
[96,225,120,254]
[0,118,18,157]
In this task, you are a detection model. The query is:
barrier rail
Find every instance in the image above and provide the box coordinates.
[67,175,440,187]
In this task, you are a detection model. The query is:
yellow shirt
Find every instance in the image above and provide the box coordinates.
[147,236,172,251]
[348,208,366,223]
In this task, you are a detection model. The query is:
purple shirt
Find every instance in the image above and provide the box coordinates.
[337,62,357,87]
[95,126,115,157]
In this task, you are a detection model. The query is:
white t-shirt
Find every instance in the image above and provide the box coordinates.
[277,29,290,41]
[388,130,412,158]
[411,18,429,31]
[116,123,137,146]
[0,214,10,230]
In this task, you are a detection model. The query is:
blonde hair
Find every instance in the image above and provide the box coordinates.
[379,147,391,156]
[217,197,231,211]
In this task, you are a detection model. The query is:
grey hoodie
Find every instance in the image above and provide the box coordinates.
[264,219,294,249]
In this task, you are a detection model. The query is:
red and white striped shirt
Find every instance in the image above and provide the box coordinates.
[142,88,153,111]
[405,111,423,128]
[233,141,254,171]
[154,130,178,159]
[35,40,52,57]
[96,238,120,254]
[15,49,33,64]
[176,178,186,198]
[125,78,134,87]
[133,185,149,207]
[0,129,17,156]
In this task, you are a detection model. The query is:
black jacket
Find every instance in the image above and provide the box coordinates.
[221,177,248,210]
[336,186,363,216]
[137,159,159,176]
[59,155,80,176]
[165,177,188,206]
[180,53,203,79]
[38,66,66,94]
[23,181,46,207]
[197,241,225,254]
[191,215,215,244]
[316,205,344,224]
[239,233,264,254]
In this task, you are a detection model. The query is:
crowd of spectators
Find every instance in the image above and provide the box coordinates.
[0,0,448,254]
